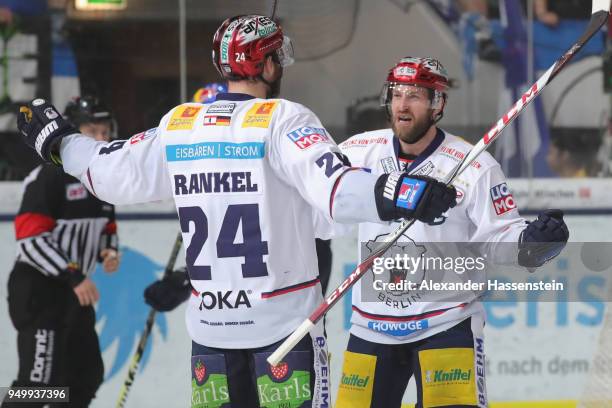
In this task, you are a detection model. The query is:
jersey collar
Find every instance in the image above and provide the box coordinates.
[214,92,256,101]
[393,128,445,174]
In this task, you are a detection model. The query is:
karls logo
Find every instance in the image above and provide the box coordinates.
[286,126,330,150]
[490,182,516,215]
[30,329,54,383]
[484,83,539,145]
[198,290,252,310]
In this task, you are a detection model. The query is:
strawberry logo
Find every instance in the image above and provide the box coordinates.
[269,362,289,381]
[194,360,206,384]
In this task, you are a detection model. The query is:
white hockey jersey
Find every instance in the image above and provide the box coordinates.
[60,93,380,348]
[339,128,527,344]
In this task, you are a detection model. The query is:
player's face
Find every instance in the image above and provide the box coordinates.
[80,121,112,142]
[390,84,435,144]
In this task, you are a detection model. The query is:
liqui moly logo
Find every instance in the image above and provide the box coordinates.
[484,83,540,145]
[490,182,516,215]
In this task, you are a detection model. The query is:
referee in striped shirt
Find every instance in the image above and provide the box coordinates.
[3,96,119,408]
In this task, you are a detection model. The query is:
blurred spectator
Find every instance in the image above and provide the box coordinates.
[534,0,591,27]
[457,0,501,61]
[546,128,603,177]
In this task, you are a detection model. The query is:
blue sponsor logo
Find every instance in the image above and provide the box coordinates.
[166,142,265,161]
[396,178,426,210]
[367,319,428,336]
[286,126,329,150]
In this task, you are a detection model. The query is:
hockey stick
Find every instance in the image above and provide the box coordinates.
[267,0,611,366]
[270,0,279,20]
[116,232,183,408]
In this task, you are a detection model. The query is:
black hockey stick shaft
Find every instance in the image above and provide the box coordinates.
[268,0,611,366]
[116,232,183,408]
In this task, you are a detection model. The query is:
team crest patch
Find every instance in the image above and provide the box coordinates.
[242,101,278,128]
[203,115,231,126]
[167,105,202,131]
[286,126,330,149]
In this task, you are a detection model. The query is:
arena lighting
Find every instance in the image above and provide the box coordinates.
[75,0,127,11]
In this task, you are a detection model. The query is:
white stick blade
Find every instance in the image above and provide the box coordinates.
[267,320,315,366]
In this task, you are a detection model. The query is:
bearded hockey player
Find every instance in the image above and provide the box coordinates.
[335,57,569,408]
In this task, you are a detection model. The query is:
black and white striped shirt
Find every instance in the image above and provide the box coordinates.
[15,165,117,283]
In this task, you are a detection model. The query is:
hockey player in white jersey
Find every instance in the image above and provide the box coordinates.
[16,17,458,408]
[335,57,569,408]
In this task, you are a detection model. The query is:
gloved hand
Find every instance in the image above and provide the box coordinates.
[144,267,192,312]
[374,172,457,224]
[17,99,78,165]
[518,209,569,268]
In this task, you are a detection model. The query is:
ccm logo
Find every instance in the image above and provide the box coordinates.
[490,182,516,215]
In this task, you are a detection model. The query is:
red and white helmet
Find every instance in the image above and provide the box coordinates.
[212,15,294,80]
[380,56,450,116]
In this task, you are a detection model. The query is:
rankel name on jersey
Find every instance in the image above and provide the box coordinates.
[174,172,259,195]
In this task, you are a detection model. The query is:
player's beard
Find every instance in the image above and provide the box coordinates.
[391,111,435,145]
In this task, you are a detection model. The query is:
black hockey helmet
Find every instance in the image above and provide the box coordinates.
[64,96,113,128]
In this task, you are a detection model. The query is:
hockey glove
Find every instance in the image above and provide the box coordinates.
[518,209,569,268]
[17,99,78,165]
[374,172,457,224]
[144,267,192,312]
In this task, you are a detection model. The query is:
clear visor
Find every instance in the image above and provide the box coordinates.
[380,83,443,110]
[276,35,295,68]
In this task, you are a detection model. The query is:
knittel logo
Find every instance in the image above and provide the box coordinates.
[425,368,472,384]
[340,372,370,388]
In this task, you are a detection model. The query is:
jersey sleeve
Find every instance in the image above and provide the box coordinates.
[60,118,173,205]
[467,164,526,263]
[269,105,381,224]
[14,165,75,280]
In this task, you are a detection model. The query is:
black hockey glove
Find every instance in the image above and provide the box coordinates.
[518,209,569,268]
[144,267,192,312]
[17,99,78,165]
[374,172,457,224]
